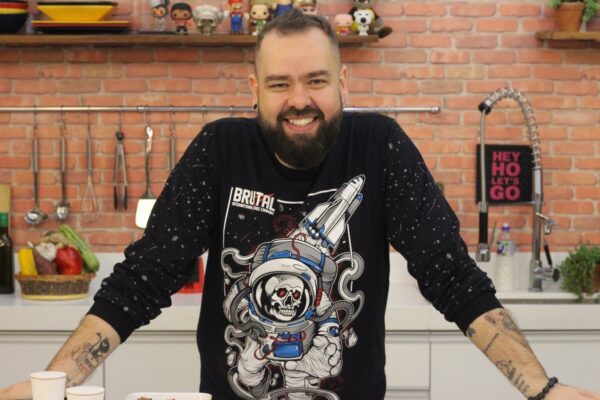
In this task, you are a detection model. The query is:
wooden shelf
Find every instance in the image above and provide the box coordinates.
[535,31,600,42]
[0,33,378,47]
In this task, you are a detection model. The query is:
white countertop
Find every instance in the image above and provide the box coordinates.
[1,283,599,333]
[2,253,599,333]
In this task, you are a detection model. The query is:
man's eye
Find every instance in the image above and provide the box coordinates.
[309,79,327,86]
[268,83,288,89]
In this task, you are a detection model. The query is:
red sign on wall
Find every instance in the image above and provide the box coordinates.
[476,144,533,204]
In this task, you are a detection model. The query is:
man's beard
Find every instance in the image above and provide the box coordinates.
[258,105,343,170]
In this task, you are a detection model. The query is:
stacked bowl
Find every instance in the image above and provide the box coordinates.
[0,0,28,33]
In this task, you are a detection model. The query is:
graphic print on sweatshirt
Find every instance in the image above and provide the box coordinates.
[221,175,366,400]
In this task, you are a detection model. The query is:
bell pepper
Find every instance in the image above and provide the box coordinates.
[18,248,37,276]
[55,247,83,275]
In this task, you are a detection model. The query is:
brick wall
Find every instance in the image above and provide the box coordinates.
[1,0,599,254]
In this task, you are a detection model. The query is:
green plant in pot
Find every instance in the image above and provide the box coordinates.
[548,0,599,31]
[559,245,600,301]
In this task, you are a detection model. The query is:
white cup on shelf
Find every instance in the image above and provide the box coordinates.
[30,371,66,400]
[66,386,105,400]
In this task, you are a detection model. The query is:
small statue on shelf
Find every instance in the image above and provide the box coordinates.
[352,8,373,36]
[224,0,249,34]
[193,5,224,35]
[294,0,317,15]
[334,13,353,36]
[250,3,270,36]
[170,2,193,34]
[148,0,170,31]
[348,0,392,38]
[272,0,294,18]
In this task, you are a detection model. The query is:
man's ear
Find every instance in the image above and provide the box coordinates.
[248,73,259,106]
[339,64,349,106]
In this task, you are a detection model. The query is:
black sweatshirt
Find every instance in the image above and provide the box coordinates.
[89,113,500,400]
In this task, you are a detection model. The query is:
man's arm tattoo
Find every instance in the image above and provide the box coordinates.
[496,360,531,394]
[70,332,111,376]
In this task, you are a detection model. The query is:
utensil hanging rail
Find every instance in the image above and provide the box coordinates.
[0,106,440,114]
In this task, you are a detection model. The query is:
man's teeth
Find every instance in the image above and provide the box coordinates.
[287,117,314,127]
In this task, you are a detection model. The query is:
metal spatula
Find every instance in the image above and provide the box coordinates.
[135,125,156,228]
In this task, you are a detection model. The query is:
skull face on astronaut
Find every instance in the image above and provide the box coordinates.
[254,274,312,322]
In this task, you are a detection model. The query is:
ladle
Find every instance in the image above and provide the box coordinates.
[25,125,48,226]
[55,115,70,222]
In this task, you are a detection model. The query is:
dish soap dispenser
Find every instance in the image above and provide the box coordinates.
[495,222,516,292]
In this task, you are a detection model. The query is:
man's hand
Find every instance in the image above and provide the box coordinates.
[0,381,31,400]
[546,384,600,400]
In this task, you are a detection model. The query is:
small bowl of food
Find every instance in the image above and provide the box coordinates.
[36,1,117,22]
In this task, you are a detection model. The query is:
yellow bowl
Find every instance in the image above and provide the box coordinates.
[0,8,28,14]
[36,2,116,22]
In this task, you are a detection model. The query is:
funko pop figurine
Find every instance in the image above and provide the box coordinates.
[193,5,224,35]
[348,0,392,38]
[352,8,373,36]
[334,13,353,36]
[294,0,316,15]
[148,0,170,31]
[171,2,193,34]
[249,3,269,35]
[224,0,249,34]
[272,0,293,18]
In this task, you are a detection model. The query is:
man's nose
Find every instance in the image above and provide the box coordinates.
[288,83,312,110]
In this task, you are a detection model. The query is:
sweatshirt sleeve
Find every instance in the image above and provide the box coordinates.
[88,126,219,342]
[383,121,501,334]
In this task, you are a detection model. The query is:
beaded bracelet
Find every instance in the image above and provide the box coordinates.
[528,377,559,400]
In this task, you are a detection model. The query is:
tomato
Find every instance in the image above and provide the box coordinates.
[55,247,83,275]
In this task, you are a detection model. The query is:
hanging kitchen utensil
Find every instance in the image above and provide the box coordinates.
[81,112,98,222]
[113,115,128,211]
[25,110,48,226]
[135,119,156,228]
[55,112,70,222]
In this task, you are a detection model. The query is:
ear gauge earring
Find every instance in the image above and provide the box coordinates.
[253,103,258,110]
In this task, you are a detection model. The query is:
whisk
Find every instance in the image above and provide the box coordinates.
[82,118,98,222]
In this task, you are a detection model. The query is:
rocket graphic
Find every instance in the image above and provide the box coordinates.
[290,175,365,253]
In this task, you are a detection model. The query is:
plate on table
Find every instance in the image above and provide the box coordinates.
[31,20,131,34]
[124,393,212,400]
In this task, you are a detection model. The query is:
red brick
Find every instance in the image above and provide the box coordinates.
[373,2,404,17]
[417,141,462,154]
[148,79,190,92]
[419,81,462,94]
[472,51,517,64]
[575,187,600,199]
[350,65,402,79]
[583,67,600,80]
[510,80,553,93]
[576,158,600,170]
[374,80,418,95]
[571,127,600,140]
[580,97,600,109]
[57,80,101,94]
[21,50,65,63]
[501,34,540,48]
[488,65,531,78]
[404,3,446,16]
[446,65,485,79]
[13,80,57,94]
[340,48,381,63]
[111,50,154,63]
[530,96,577,109]
[171,64,220,78]
[384,50,427,64]
[564,51,600,64]
[192,79,238,94]
[556,81,599,96]
[221,65,254,78]
[82,64,122,78]
[430,51,470,64]
[429,19,472,32]
[541,156,572,170]
[451,3,496,17]
[67,50,108,63]
[124,64,169,77]
[499,4,541,17]
[554,172,597,185]
[0,79,9,93]
[553,201,594,214]
[0,65,39,78]
[456,34,498,49]
[0,50,18,62]
[533,66,583,80]
[201,49,246,63]
[155,49,201,62]
[475,19,518,32]
[522,18,555,32]
[552,111,596,126]
[403,66,445,79]
[409,34,452,48]
[544,186,573,200]
[465,81,511,94]
[104,80,147,93]
[581,232,600,245]
[386,19,426,33]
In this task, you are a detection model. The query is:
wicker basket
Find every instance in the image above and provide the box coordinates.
[15,273,95,300]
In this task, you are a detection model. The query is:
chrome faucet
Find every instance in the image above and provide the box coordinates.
[476,87,559,291]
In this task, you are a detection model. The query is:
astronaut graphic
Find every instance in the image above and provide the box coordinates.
[221,175,366,400]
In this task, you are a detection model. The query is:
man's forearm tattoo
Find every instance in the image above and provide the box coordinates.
[483,333,499,355]
[70,332,111,375]
[496,360,531,394]
[466,327,476,338]
[485,309,531,350]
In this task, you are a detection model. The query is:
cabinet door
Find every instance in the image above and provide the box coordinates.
[385,332,430,399]
[104,332,199,400]
[430,331,600,400]
[0,332,103,387]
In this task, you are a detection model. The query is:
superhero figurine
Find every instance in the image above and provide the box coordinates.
[170,2,193,34]
[148,0,170,31]
[224,0,249,34]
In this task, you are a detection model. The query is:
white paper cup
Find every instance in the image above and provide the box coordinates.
[66,386,105,400]
[30,371,67,400]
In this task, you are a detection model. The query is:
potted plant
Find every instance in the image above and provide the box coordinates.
[548,0,599,31]
[559,245,600,301]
